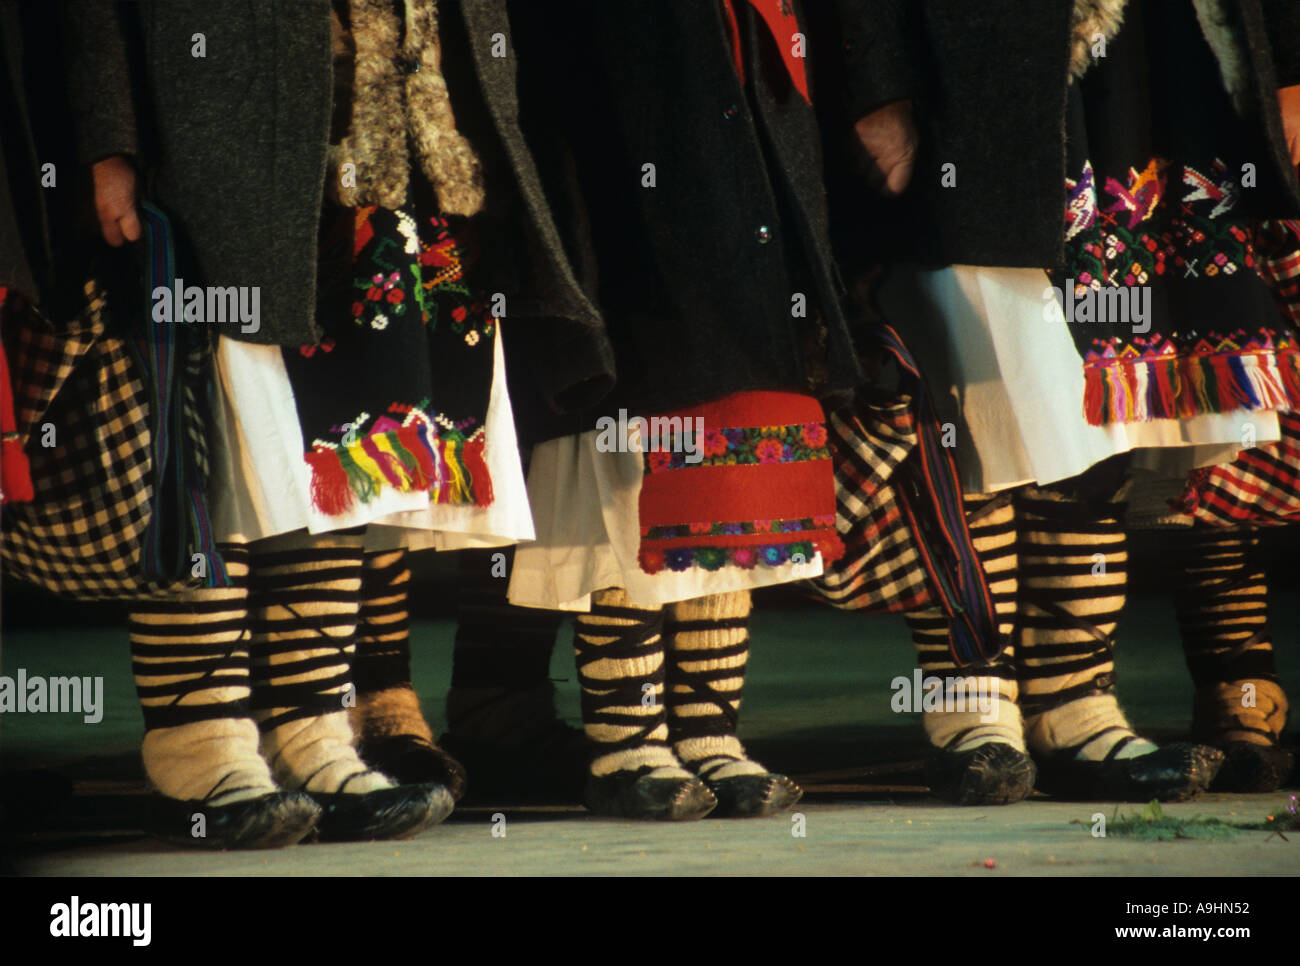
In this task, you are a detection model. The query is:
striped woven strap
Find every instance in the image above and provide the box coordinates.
[876,324,1001,666]
[136,202,229,588]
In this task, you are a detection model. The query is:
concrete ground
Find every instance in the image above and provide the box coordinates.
[4,596,1299,876]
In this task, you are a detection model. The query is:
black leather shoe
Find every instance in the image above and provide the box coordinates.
[584,772,717,821]
[357,734,468,801]
[1035,739,1224,802]
[707,773,803,818]
[926,742,1037,806]
[144,791,321,850]
[312,783,454,841]
[1211,742,1294,793]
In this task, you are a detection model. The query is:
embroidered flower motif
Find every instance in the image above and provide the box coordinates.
[465,330,480,346]
[647,451,673,473]
[732,547,758,569]
[639,549,665,574]
[666,549,694,572]
[752,519,773,532]
[755,438,784,463]
[762,545,789,566]
[694,547,727,571]
[688,521,712,535]
[371,313,389,330]
[386,288,404,304]
[800,423,828,448]
[704,430,729,457]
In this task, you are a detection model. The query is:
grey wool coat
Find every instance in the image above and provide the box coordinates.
[63,0,615,414]
[816,0,1300,272]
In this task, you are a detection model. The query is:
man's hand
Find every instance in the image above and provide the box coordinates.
[92,155,141,246]
[1281,85,1300,168]
[853,99,917,197]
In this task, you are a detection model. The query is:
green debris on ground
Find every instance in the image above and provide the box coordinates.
[1084,797,1298,841]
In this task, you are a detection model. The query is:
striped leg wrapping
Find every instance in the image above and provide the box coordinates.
[905,494,1023,753]
[248,541,391,795]
[350,550,435,744]
[447,546,566,743]
[1175,530,1288,746]
[574,589,691,780]
[665,590,767,781]
[129,545,277,806]
[1015,491,1155,761]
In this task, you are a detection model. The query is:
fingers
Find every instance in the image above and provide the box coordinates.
[98,210,125,247]
[119,207,143,244]
[854,100,918,198]
[91,155,140,247]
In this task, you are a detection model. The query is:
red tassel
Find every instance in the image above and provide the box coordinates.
[397,424,435,490]
[1083,365,1105,426]
[1209,354,1243,411]
[305,449,354,516]
[2,437,34,503]
[461,439,495,507]
[1278,350,1300,407]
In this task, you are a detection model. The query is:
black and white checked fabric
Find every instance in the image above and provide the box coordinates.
[1,285,200,599]
[810,398,932,612]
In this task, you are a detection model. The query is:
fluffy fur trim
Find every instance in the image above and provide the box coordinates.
[1192,0,1252,115]
[332,0,484,215]
[1069,0,1129,80]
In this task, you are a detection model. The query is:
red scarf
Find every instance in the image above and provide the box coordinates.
[720,0,810,103]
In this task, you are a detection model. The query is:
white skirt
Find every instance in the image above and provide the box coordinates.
[875,264,1281,494]
[210,324,534,551]
[507,424,825,612]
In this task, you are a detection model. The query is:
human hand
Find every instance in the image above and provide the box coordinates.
[1280,85,1300,168]
[91,155,141,246]
[853,100,918,197]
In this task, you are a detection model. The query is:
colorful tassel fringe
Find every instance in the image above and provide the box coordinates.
[306,423,493,516]
[1083,344,1300,426]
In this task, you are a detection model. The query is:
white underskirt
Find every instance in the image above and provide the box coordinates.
[875,264,1280,494]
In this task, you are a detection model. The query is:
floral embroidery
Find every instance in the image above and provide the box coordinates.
[642,421,830,473]
[351,209,498,340]
[638,536,843,575]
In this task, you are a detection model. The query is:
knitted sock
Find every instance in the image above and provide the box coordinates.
[129,545,277,807]
[905,494,1024,754]
[248,538,392,796]
[1175,529,1288,747]
[664,590,768,781]
[573,588,692,780]
[446,546,566,745]
[1016,490,1157,762]
[350,549,435,745]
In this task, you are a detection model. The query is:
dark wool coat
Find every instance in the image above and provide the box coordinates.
[63,0,615,414]
[507,0,875,435]
[1,2,99,319]
[817,0,1300,272]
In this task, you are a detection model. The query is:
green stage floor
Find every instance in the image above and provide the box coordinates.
[3,596,1298,876]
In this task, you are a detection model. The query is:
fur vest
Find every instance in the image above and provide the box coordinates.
[328,0,485,215]
[1070,0,1250,112]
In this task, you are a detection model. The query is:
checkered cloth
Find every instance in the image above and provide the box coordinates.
[808,325,1002,666]
[1,275,222,599]
[1259,221,1300,326]
[812,401,930,612]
